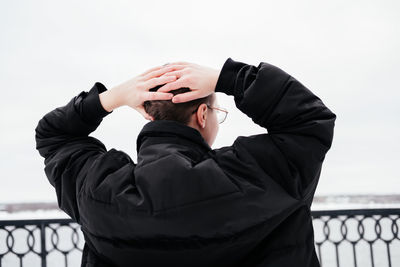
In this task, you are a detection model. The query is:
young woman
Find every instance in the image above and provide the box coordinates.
[35,57,336,267]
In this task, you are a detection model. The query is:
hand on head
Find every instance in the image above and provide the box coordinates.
[155,61,221,104]
[110,61,220,121]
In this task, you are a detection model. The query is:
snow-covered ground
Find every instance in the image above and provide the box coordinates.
[0,209,68,220]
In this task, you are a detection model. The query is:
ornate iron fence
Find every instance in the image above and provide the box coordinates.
[0,208,399,267]
[312,208,400,267]
[0,218,83,267]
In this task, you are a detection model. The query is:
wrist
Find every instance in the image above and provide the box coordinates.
[99,88,124,112]
[212,68,221,92]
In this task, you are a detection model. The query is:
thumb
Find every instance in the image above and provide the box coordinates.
[135,105,152,120]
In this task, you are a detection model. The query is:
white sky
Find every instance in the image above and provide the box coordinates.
[0,0,399,203]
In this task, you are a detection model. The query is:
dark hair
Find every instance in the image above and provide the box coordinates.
[143,84,214,125]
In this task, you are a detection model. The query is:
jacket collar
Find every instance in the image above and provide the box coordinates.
[136,120,212,153]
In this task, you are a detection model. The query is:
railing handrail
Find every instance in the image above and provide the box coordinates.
[0,218,73,225]
[1,208,399,225]
[311,207,400,216]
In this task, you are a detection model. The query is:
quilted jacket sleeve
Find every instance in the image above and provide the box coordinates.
[35,82,113,223]
[214,57,336,205]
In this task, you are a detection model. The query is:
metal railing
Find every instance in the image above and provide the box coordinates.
[0,208,399,267]
[0,218,83,267]
[312,208,400,267]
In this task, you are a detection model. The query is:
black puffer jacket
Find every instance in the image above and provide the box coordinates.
[35,57,336,267]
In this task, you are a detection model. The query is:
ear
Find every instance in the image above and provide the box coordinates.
[195,104,207,128]
[201,104,208,128]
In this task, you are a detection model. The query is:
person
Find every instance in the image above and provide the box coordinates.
[35,57,336,267]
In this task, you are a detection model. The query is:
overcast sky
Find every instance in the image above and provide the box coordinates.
[1,0,399,203]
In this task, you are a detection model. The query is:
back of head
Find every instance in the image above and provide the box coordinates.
[144,84,214,125]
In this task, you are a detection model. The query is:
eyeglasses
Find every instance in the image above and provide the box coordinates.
[191,104,228,124]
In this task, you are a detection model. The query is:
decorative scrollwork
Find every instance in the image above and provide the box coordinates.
[0,219,84,267]
[312,209,400,267]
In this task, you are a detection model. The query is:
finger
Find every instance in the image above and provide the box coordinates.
[145,91,175,101]
[139,65,164,77]
[156,78,189,93]
[143,75,177,90]
[158,70,185,80]
[142,65,185,81]
[136,105,152,120]
[139,63,184,77]
[171,90,201,103]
